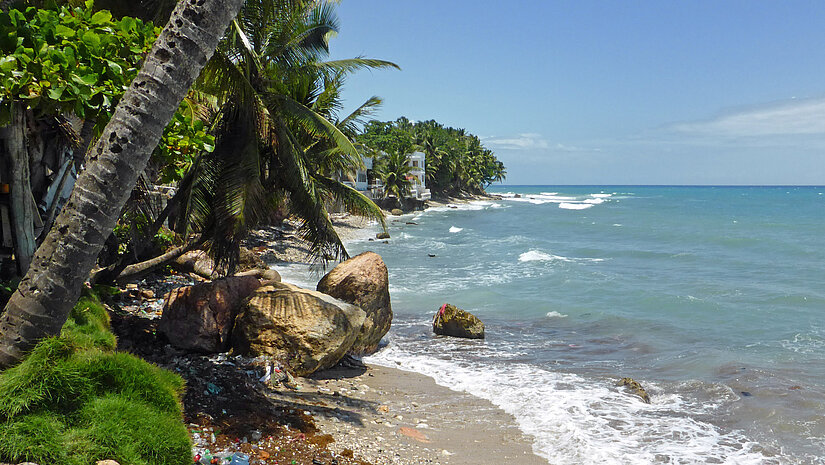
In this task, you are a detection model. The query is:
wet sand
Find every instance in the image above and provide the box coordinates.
[269,364,546,465]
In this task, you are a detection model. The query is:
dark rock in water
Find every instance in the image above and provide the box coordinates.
[514,194,521,198]
[428,253,436,257]
[390,208,404,216]
[368,238,375,241]
[618,377,651,403]
[432,303,485,339]
[740,391,753,397]
[376,232,390,239]
[317,252,392,355]
[382,240,389,244]
[406,221,417,225]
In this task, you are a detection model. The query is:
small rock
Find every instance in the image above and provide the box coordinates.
[376,232,390,239]
[96,461,121,465]
[618,377,651,403]
[139,289,155,299]
[390,208,404,216]
[432,303,485,339]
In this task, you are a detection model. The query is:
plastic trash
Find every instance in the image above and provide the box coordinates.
[198,450,213,465]
[228,453,250,465]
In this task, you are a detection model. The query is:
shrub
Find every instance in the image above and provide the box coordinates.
[0,292,191,465]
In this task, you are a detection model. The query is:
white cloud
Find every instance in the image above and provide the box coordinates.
[671,98,825,137]
[483,133,550,150]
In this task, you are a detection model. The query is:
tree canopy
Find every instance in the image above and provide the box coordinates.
[358,117,506,197]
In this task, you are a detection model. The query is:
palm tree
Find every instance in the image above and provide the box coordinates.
[0,0,245,369]
[180,0,396,271]
[377,151,413,199]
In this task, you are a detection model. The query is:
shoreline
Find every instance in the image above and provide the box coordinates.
[260,196,547,464]
[109,193,547,465]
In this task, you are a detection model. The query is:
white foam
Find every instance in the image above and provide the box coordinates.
[449,226,463,233]
[583,198,605,204]
[546,311,568,318]
[559,202,595,210]
[519,250,568,262]
[365,348,772,465]
[519,250,604,264]
[590,193,613,198]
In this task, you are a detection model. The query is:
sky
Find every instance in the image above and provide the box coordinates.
[328,1,825,185]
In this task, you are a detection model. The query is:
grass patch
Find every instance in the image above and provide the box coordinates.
[0,291,191,465]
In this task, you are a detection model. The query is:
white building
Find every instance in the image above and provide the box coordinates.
[407,151,431,200]
[345,151,430,200]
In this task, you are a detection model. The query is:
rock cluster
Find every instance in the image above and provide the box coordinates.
[158,250,393,376]
[432,303,485,339]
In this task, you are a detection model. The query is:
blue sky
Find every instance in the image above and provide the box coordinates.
[328,1,825,185]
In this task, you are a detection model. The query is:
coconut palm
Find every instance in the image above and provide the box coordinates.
[377,151,413,199]
[0,0,245,369]
[177,0,396,271]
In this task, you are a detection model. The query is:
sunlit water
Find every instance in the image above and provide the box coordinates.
[277,186,825,464]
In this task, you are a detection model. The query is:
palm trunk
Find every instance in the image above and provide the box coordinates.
[0,0,245,369]
[1,103,37,274]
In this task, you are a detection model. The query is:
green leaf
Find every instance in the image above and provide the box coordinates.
[90,10,112,25]
[48,86,64,100]
[55,24,76,38]
[81,31,100,51]
[0,56,16,72]
[106,60,122,75]
[71,72,99,86]
[49,49,66,65]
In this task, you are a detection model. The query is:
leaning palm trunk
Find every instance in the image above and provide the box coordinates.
[0,0,245,369]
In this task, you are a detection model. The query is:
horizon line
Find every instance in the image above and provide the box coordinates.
[491,184,825,188]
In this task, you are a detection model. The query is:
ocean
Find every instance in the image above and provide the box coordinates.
[279,186,825,464]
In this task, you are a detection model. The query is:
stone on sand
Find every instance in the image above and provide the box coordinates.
[317,252,392,354]
[232,283,366,376]
[159,276,263,353]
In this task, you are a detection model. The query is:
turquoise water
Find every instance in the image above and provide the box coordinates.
[284,186,825,464]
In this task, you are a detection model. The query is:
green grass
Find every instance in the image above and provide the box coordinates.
[0,291,192,465]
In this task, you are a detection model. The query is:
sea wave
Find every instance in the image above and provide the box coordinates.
[559,202,595,210]
[365,347,772,465]
[518,250,604,263]
[546,311,569,318]
[449,226,463,233]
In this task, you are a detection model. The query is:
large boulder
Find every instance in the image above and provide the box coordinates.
[317,252,392,354]
[231,283,366,376]
[159,276,262,353]
[432,303,485,339]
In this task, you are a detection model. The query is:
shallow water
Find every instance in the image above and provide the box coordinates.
[280,186,825,464]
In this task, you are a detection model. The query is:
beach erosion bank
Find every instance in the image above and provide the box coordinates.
[265,195,548,464]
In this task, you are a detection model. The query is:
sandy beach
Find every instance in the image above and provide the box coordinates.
[107,200,545,465]
[252,207,546,464]
[276,364,545,465]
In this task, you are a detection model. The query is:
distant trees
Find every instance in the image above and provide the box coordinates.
[358,118,506,197]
